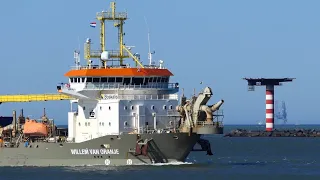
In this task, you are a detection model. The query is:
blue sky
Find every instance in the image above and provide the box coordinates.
[0,0,319,125]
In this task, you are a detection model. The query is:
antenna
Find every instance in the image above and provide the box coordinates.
[74,36,81,67]
[144,16,153,66]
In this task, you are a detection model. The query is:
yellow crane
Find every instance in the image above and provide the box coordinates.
[0,94,73,104]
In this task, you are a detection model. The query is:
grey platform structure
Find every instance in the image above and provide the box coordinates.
[243,78,295,131]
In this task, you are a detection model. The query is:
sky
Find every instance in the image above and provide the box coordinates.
[0,0,319,125]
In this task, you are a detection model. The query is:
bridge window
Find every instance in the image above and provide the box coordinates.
[108,77,115,83]
[75,78,78,83]
[157,77,161,82]
[169,105,173,109]
[152,77,157,82]
[149,77,153,82]
[144,78,149,85]
[87,77,92,82]
[123,78,131,85]
[132,77,143,85]
[116,77,123,83]
[93,78,100,83]
[163,105,167,110]
[70,78,74,83]
[82,78,85,83]
[101,77,108,82]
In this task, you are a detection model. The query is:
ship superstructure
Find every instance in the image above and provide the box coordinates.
[57,2,181,143]
[0,1,225,166]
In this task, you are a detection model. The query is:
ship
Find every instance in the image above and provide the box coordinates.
[0,1,225,166]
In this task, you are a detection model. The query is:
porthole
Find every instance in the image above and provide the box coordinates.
[163,105,167,110]
[109,122,111,126]
[85,122,87,126]
[124,106,127,110]
[151,105,154,110]
[78,122,81,126]
[83,106,86,110]
[169,121,173,125]
[124,121,128,126]
[169,105,173,109]
[109,106,111,110]
[100,106,102,110]
[131,105,134,110]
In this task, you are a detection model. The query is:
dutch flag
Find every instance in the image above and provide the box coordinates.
[90,22,96,28]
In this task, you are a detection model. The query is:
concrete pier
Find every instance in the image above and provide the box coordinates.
[224,129,320,137]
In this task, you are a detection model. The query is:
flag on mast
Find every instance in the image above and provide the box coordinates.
[90,22,96,28]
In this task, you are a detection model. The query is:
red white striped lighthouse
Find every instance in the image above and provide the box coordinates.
[265,85,274,131]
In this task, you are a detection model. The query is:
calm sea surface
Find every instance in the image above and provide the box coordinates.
[1,124,320,180]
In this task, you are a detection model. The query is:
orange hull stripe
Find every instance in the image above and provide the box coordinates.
[64,68,174,77]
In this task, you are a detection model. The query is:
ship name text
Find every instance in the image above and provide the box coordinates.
[70,148,119,155]
[101,94,119,100]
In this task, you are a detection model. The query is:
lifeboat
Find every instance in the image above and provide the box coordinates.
[23,119,48,136]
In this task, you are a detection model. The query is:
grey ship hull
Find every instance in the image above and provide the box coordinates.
[0,132,200,166]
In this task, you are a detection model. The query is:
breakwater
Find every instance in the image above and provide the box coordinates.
[224,129,320,137]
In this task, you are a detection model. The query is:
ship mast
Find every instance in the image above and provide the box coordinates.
[84,1,144,68]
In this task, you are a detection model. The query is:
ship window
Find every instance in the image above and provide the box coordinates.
[87,77,92,82]
[169,121,173,125]
[149,77,153,82]
[109,106,111,110]
[145,122,148,126]
[157,77,161,82]
[101,77,108,82]
[144,78,149,85]
[85,122,87,126]
[79,122,81,126]
[131,105,134,110]
[108,77,115,82]
[151,105,154,110]
[70,78,74,83]
[78,78,80,83]
[83,106,86,110]
[163,105,167,110]
[109,122,111,126]
[124,121,128,126]
[124,106,127,110]
[152,77,157,82]
[116,77,123,83]
[161,77,166,82]
[82,77,85,82]
[123,78,131,85]
[132,77,143,85]
[93,78,100,83]
[169,105,173,109]
[75,78,78,83]
[102,122,104,126]
[88,122,90,126]
[100,106,102,110]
